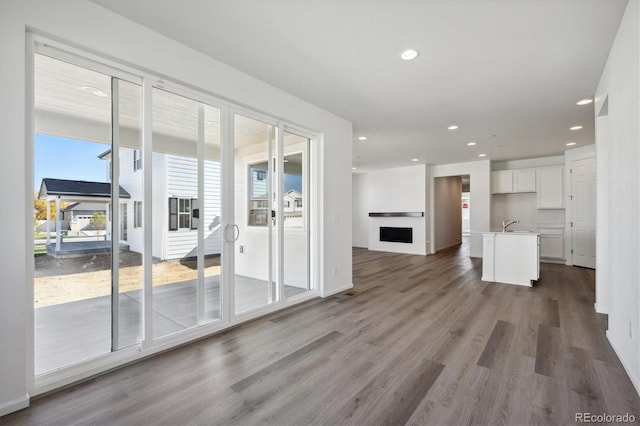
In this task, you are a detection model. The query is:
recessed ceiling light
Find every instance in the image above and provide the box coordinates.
[81,86,108,97]
[576,99,593,105]
[448,125,459,130]
[358,136,367,141]
[352,167,357,170]
[400,49,419,61]
[478,154,487,157]
[411,158,419,162]
[570,125,583,130]
[467,142,476,146]
[566,142,577,146]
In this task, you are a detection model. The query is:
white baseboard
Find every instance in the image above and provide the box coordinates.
[0,394,29,417]
[594,302,609,314]
[606,330,640,396]
[321,283,353,298]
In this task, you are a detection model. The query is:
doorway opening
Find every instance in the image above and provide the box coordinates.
[434,175,469,252]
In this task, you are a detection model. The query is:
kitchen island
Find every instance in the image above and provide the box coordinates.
[482,232,540,287]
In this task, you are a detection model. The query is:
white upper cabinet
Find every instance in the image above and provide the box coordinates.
[492,170,513,194]
[513,168,536,192]
[491,168,536,194]
[537,166,564,209]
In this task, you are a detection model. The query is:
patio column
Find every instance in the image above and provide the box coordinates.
[46,198,51,245]
[55,196,61,252]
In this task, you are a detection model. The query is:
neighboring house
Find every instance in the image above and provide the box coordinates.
[99,148,223,260]
[247,164,305,228]
[62,202,109,234]
[37,178,131,250]
[283,189,303,227]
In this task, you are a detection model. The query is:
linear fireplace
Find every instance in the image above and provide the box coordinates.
[379,227,413,244]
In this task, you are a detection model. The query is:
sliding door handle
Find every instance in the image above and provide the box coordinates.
[232,224,240,242]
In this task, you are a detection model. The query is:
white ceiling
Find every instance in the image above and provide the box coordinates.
[93,0,627,171]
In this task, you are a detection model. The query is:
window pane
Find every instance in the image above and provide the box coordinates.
[152,88,200,338]
[34,53,113,373]
[234,113,277,313]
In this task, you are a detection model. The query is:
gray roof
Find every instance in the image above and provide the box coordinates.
[39,178,131,199]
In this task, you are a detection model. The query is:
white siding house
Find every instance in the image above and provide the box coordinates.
[112,149,222,260]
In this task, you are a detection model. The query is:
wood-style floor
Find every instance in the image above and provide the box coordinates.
[3,241,639,425]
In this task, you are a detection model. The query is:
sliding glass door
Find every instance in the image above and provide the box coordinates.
[33,52,144,373]
[32,42,313,378]
[232,113,278,314]
[151,88,222,338]
[231,115,313,316]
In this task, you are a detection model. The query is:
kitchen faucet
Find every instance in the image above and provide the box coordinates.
[502,219,519,232]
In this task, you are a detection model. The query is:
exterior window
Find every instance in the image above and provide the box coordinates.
[134,201,142,228]
[168,197,198,230]
[296,199,302,208]
[178,198,190,229]
[133,149,142,171]
[284,201,290,208]
[249,163,269,226]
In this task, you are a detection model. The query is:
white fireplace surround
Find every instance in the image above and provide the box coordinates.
[368,213,427,255]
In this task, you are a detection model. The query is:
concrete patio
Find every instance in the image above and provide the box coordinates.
[35,276,307,375]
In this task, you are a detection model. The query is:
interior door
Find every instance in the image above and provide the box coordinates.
[571,157,596,268]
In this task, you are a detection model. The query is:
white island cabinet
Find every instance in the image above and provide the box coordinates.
[482,232,540,287]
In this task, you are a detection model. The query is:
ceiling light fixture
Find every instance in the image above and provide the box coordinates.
[566,142,577,146]
[467,142,476,146]
[400,49,419,61]
[570,125,583,130]
[352,167,357,170]
[448,125,459,130]
[478,154,487,157]
[358,136,367,141]
[81,86,108,97]
[576,99,593,106]
[411,158,419,162]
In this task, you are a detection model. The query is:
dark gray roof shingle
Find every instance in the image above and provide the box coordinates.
[39,178,131,199]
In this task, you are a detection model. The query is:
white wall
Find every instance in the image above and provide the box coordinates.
[594,1,640,395]
[432,160,491,257]
[367,165,427,213]
[0,0,352,414]
[351,173,369,248]
[351,165,428,255]
[434,176,462,251]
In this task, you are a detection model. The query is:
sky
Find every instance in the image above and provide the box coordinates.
[35,133,303,193]
[34,134,108,190]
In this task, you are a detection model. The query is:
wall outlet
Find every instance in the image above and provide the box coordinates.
[239,245,244,254]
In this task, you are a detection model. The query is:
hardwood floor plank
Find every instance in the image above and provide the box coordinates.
[535,324,563,378]
[332,355,444,425]
[230,330,343,393]
[477,320,517,370]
